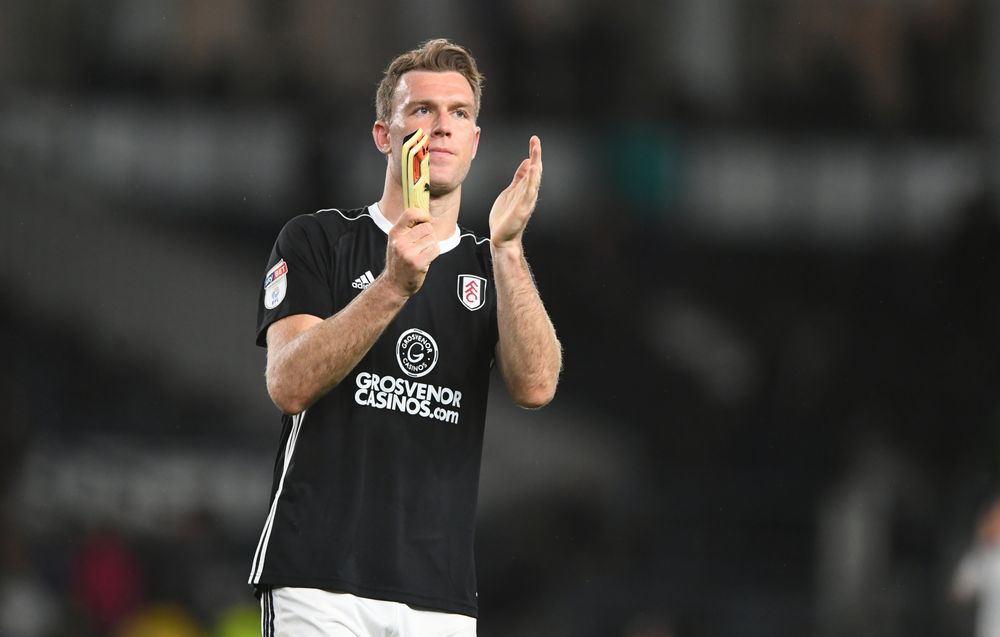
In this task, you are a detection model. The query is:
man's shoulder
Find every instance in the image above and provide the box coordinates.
[308,206,375,231]
[279,206,375,240]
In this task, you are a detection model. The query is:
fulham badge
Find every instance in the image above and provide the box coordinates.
[457,274,486,311]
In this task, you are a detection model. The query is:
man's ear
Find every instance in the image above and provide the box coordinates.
[471,126,481,159]
[373,120,391,155]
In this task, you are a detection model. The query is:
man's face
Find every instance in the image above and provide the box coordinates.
[383,70,481,197]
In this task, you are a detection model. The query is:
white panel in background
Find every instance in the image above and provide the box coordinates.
[0,97,301,219]
[902,146,982,238]
[814,146,875,241]
[682,136,982,243]
[685,137,779,240]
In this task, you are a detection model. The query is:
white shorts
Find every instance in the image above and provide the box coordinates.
[260,587,477,637]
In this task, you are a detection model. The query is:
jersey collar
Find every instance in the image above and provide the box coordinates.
[369,203,461,254]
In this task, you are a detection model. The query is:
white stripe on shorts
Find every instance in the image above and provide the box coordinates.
[259,589,273,637]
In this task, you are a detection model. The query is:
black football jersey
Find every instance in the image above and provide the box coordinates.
[249,204,498,617]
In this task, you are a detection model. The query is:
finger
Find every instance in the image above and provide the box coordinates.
[530,135,543,182]
[397,207,432,229]
[417,237,441,258]
[410,235,440,262]
[507,137,541,190]
[509,158,530,188]
[404,222,436,245]
[529,135,542,167]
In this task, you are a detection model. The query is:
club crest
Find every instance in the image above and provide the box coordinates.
[457,274,486,311]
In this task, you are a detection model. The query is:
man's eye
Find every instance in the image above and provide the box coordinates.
[454,110,468,119]
[416,106,430,115]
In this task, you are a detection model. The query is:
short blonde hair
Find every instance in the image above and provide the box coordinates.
[375,39,484,122]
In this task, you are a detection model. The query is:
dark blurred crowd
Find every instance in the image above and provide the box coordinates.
[2,0,999,636]
[1,0,984,129]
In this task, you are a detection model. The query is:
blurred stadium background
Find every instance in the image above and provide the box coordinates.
[2,0,1000,635]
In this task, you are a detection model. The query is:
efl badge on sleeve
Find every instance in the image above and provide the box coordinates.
[263,259,288,309]
[457,274,486,311]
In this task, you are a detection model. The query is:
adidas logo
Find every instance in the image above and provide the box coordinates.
[352,270,375,290]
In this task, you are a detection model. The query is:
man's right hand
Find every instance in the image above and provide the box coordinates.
[381,208,440,298]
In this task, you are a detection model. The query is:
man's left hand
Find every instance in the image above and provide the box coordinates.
[489,136,543,249]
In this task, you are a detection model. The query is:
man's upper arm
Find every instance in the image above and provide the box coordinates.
[256,214,334,347]
[266,313,324,354]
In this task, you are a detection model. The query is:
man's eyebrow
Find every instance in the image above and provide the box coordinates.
[406,97,473,109]
[404,98,433,110]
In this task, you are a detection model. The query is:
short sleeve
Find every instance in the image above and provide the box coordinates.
[256,214,335,347]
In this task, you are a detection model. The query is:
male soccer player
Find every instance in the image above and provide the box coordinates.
[249,39,562,636]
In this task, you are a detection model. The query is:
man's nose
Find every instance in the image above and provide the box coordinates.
[431,114,451,136]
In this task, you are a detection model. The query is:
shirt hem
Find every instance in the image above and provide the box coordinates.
[254,574,478,619]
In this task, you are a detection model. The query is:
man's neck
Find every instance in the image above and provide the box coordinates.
[378,172,461,241]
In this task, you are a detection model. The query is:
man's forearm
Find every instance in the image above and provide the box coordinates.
[267,277,407,414]
[492,243,562,408]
